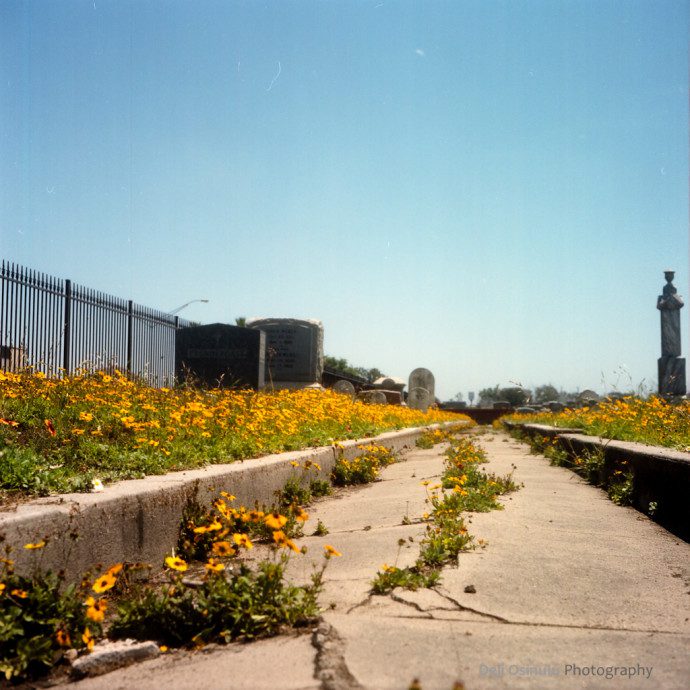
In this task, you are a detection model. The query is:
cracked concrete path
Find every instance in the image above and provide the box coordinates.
[59,432,690,689]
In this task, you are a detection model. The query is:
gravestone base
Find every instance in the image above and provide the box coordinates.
[357,390,388,405]
[264,381,324,391]
[407,387,431,412]
[658,357,686,396]
[379,390,403,405]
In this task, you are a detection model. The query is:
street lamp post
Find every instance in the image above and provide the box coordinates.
[169,299,209,316]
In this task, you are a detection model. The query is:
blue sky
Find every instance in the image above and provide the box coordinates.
[2,0,688,400]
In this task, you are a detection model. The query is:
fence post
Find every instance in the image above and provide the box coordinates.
[63,279,71,373]
[126,300,133,374]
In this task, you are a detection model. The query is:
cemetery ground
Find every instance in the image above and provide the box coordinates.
[0,369,458,501]
[2,424,689,688]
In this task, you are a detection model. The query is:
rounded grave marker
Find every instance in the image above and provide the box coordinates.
[333,380,356,398]
[408,387,431,412]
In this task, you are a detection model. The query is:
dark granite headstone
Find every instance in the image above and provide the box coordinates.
[175,323,265,389]
[246,318,323,386]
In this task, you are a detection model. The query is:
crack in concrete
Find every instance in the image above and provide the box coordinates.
[432,589,687,636]
[315,522,426,537]
[312,618,364,690]
[388,591,434,618]
[345,594,374,614]
[433,589,511,623]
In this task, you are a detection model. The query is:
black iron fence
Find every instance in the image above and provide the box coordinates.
[0,260,192,386]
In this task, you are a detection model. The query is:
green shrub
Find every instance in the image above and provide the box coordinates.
[331,444,396,486]
[0,559,98,681]
[110,557,321,647]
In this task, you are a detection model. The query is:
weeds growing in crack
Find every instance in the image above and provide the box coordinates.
[371,435,520,594]
[331,444,397,485]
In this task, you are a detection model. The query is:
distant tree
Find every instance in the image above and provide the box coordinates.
[235,317,247,327]
[365,367,384,382]
[478,385,530,407]
[324,357,384,383]
[324,356,349,371]
[534,384,559,403]
[478,385,501,405]
[451,392,464,402]
[500,386,531,407]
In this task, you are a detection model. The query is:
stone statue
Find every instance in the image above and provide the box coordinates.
[657,270,684,357]
[657,270,686,396]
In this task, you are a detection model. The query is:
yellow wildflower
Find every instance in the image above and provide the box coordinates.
[24,540,46,550]
[264,512,288,530]
[92,572,117,593]
[204,558,225,572]
[164,556,188,572]
[232,533,253,550]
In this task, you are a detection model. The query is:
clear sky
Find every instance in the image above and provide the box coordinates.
[2,0,688,400]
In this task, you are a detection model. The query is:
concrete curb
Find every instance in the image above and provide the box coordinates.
[0,421,468,580]
[504,421,690,541]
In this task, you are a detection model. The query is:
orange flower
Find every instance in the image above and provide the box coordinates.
[272,530,300,553]
[85,596,107,622]
[323,545,342,558]
[11,588,28,598]
[82,626,95,651]
[56,628,71,647]
[44,419,56,436]
[211,541,235,557]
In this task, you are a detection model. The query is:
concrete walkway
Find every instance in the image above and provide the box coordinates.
[60,431,690,690]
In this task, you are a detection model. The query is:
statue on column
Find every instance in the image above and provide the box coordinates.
[657,270,686,396]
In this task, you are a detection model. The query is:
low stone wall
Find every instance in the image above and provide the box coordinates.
[0,421,468,580]
[441,407,512,425]
[505,421,690,541]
